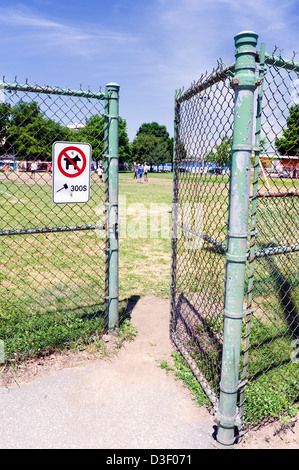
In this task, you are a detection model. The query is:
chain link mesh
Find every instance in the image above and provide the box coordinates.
[240,54,299,431]
[0,79,108,364]
[171,52,299,433]
[170,65,235,406]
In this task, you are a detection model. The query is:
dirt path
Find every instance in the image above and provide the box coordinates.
[0,296,215,449]
[0,295,298,449]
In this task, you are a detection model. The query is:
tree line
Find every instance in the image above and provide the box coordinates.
[0,101,131,163]
[0,101,172,165]
[0,100,297,165]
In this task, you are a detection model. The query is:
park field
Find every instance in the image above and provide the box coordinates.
[0,171,173,363]
[0,171,298,370]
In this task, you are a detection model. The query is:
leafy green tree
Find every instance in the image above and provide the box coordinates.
[35,119,72,160]
[175,139,187,160]
[5,102,72,160]
[131,133,171,165]
[131,134,155,164]
[206,136,232,166]
[118,118,132,164]
[0,103,12,155]
[11,101,42,127]
[137,122,169,140]
[132,122,172,165]
[77,115,131,163]
[0,100,131,162]
[137,121,173,155]
[76,114,104,160]
[275,105,299,155]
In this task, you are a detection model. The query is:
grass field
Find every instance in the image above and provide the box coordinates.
[118,172,172,299]
[0,171,173,363]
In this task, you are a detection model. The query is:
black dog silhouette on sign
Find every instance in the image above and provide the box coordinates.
[64,154,81,170]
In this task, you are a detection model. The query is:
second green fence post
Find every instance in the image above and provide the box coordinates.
[216,31,259,448]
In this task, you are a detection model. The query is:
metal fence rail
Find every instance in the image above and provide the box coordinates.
[170,31,299,448]
[0,79,119,365]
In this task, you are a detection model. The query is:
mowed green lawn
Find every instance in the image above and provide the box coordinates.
[118,172,173,299]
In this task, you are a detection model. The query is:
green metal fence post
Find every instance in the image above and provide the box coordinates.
[216,31,259,448]
[170,89,181,332]
[105,83,120,330]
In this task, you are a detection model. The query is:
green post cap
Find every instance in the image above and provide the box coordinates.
[106,82,120,89]
[234,31,258,46]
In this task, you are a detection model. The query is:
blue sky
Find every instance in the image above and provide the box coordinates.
[0,0,298,141]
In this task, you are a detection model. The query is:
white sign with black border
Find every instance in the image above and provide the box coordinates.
[52,141,91,204]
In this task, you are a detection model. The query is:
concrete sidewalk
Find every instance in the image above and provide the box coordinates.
[0,296,216,449]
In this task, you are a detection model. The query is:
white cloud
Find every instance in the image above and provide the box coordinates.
[0,5,135,58]
[0,5,62,28]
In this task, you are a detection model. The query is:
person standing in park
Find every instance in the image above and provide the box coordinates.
[137,164,143,182]
[4,163,9,178]
[31,161,37,180]
[97,165,103,182]
[143,162,149,182]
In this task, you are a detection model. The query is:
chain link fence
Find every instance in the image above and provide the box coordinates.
[0,79,110,365]
[170,33,299,445]
[170,65,235,407]
[239,51,299,432]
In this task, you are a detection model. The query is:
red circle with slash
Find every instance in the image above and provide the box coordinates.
[57,146,87,178]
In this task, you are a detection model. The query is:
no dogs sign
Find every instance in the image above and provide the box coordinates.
[52,142,91,204]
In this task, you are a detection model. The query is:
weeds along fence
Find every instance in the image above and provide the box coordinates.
[0,79,119,365]
[170,31,299,448]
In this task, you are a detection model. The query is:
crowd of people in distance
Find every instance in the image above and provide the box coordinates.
[133,163,150,183]
[1,161,43,179]
[1,160,152,185]
[1,160,105,182]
